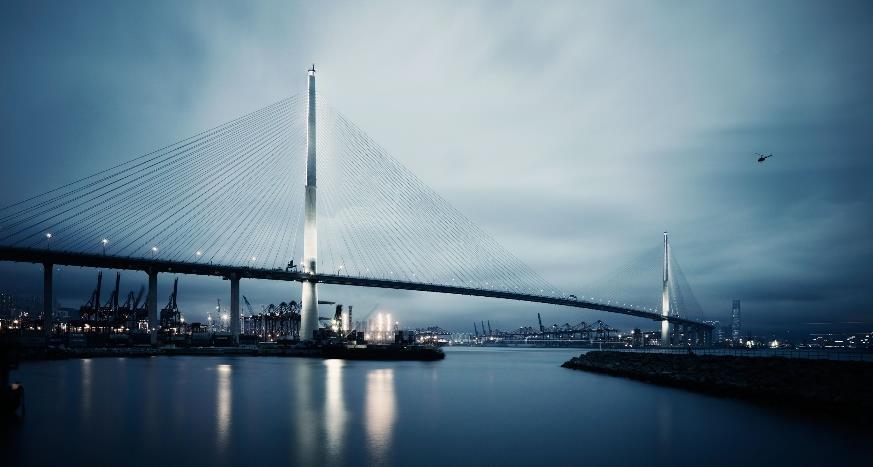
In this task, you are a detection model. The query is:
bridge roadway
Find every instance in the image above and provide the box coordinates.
[0,246,712,330]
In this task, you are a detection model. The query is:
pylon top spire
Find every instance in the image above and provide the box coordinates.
[308,63,316,75]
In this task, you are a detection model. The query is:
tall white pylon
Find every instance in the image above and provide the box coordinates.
[300,64,319,340]
[660,231,671,346]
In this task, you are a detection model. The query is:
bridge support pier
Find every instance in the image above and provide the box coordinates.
[660,231,671,347]
[43,262,53,339]
[230,274,240,345]
[299,64,319,342]
[147,269,158,346]
[661,321,671,347]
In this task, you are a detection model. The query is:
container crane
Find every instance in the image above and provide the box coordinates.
[80,271,103,322]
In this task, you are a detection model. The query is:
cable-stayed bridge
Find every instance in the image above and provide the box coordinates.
[0,67,713,346]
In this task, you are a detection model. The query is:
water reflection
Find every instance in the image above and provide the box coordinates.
[656,394,673,454]
[216,364,232,452]
[324,359,347,464]
[366,368,396,464]
[80,358,92,418]
[294,362,316,465]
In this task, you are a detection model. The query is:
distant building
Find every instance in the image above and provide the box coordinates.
[731,300,741,341]
[632,328,643,347]
[704,320,722,342]
[0,290,14,318]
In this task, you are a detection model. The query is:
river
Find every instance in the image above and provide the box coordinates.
[3,347,870,466]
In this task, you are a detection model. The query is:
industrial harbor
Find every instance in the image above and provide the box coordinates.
[0,271,443,361]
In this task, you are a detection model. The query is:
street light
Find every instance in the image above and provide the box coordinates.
[101,238,108,255]
[45,232,52,250]
[151,246,158,258]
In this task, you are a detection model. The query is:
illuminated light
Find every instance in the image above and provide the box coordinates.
[196,251,203,256]
[102,238,108,245]
[46,233,52,239]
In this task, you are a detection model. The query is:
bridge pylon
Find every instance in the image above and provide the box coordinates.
[661,231,671,346]
[300,64,319,341]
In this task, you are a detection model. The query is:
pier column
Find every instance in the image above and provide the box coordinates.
[43,262,53,339]
[147,269,158,346]
[299,64,319,341]
[230,274,240,345]
[660,232,671,347]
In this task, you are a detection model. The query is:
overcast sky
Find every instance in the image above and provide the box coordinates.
[1,0,871,337]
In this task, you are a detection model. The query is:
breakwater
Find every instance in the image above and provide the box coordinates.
[562,351,873,421]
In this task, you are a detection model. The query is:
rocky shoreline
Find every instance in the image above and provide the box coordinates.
[562,351,873,422]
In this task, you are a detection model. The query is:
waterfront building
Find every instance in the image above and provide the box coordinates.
[704,320,722,342]
[0,290,13,318]
[731,300,741,341]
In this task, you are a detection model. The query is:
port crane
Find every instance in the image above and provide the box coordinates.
[159,278,182,331]
[80,271,103,322]
[101,272,121,321]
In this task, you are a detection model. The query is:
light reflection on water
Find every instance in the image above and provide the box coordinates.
[216,364,232,452]
[294,361,316,465]
[365,368,396,465]
[7,348,873,467]
[324,359,348,464]
[80,358,92,418]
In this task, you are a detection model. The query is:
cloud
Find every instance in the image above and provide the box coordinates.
[1,1,871,335]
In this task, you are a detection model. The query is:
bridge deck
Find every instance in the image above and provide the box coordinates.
[0,246,711,329]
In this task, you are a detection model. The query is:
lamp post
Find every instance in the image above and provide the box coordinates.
[101,238,108,255]
[45,232,52,250]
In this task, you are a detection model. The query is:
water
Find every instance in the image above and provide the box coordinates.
[3,348,871,466]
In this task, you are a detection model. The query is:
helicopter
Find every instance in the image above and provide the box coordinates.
[756,153,773,163]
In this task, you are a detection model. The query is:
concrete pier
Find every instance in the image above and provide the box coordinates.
[230,274,240,344]
[43,262,53,338]
[300,64,319,341]
[660,232,671,347]
[147,269,158,345]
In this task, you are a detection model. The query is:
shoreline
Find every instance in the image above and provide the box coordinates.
[562,350,873,425]
[10,344,444,361]
[14,346,321,360]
